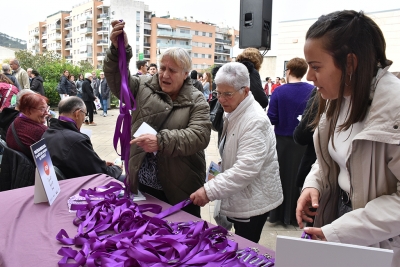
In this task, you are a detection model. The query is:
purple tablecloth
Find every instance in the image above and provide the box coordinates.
[0,174,274,266]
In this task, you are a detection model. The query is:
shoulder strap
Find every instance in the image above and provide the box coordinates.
[10,121,31,155]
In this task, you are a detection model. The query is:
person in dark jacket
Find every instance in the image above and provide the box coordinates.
[190,70,204,93]
[2,64,21,91]
[68,74,77,96]
[293,87,317,188]
[59,70,70,99]
[81,73,96,126]
[236,48,269,109]
[42,96,122,179]
[76,74,84,98]
[30,70,45,96]
[98,72,110,116]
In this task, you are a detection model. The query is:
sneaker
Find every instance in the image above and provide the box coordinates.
[103,114,107,117]
[89,122,97,126]
[84,121,89,125]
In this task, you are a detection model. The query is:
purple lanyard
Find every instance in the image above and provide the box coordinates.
[56,182,275,266]
[112,24,137,197]
[59,116,78,129]
[19,113,29,119]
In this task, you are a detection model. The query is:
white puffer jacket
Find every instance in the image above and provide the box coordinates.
[204,93,283,218]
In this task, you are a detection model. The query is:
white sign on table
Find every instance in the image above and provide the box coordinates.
[30,139,60,205]
[275,235,393,267]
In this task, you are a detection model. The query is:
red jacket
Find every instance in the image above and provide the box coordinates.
[271,83,281,94]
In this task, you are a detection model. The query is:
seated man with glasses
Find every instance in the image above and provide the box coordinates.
[191,62,283,243]
[6,93,49,160]
[42,96,123,180]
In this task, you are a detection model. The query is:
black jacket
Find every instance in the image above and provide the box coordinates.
[30,75,45,96]
[240,61,269,109]
[191,79,204,93]
[0,108,19,141]
[81,78,95,101]
[42,118,122,179]
[0,143,35,191]
[98,78,111,99]
[59,75,70,94]
[68,81,77,96]
[293,87,317,187]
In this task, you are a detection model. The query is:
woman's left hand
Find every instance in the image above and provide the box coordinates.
[190,187,210,207]
[130,134,159,152]
[304,227,327,241]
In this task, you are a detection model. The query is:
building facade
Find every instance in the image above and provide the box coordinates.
[27,0,238,72]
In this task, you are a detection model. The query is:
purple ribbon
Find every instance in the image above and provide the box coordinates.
[112,23,137,197]
[56,183,275,266]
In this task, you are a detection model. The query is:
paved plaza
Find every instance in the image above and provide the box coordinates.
[85,108,303,250]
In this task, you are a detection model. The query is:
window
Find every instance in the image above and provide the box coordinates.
[209,33,212,37]
[136,11,140,20]
[194,53,198,58]
[202,32,206,36]
[195,31,199,35]
[136,37,139,41]
[81,37,83,41]
[201,54,205,58]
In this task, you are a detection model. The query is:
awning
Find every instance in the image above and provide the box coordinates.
[223,45,231,49]
[157,24,172,30]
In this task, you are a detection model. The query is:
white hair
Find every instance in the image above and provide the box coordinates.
[160,47,192,73]
[84,73,92,79]
[214,62,250,91]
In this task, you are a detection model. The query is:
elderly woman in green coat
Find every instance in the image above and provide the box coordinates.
[104,21,211,218]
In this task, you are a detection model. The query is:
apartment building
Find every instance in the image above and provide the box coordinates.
[27,0,239,72]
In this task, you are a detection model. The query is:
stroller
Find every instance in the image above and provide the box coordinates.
[0,83,19,111]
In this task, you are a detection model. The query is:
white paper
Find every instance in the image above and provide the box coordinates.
[133,122,158,155]
[80,128,92,138]
[297,115,302,121]
[133,122,157,138]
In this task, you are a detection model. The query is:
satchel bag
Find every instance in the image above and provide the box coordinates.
[209,97,224,132]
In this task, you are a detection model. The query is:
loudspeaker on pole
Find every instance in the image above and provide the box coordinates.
[239,0,273,50]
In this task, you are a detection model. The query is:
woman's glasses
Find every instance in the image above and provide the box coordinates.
[34,106,50,113]
[215,87,245,99]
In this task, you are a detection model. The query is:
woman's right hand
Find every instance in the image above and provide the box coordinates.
[296,187,320,228]
[110,20,128,49]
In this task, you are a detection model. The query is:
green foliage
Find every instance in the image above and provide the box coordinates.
[14,50,94,106]
[43,81,60,107]
[110,93,120,108]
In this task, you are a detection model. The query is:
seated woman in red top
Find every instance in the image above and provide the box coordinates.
[6,93,49,159]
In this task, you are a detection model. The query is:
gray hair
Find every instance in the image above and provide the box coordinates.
[160,47,192,73]
[58,96,86,114]
[84,73,92,79]
[27,68,33,72]
[16,89,35,108]
[214,62,250,91]
[2,64,11,73]
[10,59,20,67]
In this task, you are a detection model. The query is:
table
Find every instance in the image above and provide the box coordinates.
[0,174,274,266]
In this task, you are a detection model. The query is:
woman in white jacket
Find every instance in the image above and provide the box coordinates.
[297,10,400,267]
[191,62,283,243]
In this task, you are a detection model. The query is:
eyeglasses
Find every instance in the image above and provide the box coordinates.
[75,109,86,115]
[34,106,50,113]
[216,87,245,99]
[285,68,289,72]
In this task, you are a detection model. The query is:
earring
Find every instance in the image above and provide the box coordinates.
[349,73,352,82]
[345,73,352,86]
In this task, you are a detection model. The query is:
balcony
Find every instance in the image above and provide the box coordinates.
[51,25,61,31]
[84,39,93,45]
[65,23,72,29]
[65,33,72,39]
[80,52,93,59]
[51,34,62,41]
[144,18,151,23]
[97,52,106,60]
[97,39,108,46]
[97,27,108,33]
[79,14,93,23]
[143,42,150,47]
[65,55,73,60]
[55,45,62,50]
[214,59,230,64]
[144,54,150,59]
[65,44,72,50]
[157,30,191,39]
[97,13,109,23]
[33,31,39,36]
[215,38,232,45]
[144,29,151,35]
[41,31,47,35]
[158,43,191,50]
[80,27,92,34]
[97,64,103,69]
[214,49,230,54]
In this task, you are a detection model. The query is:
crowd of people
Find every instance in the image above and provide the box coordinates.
[1,9,399,266]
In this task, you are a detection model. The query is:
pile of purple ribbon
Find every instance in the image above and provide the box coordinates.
[56,181,275,266]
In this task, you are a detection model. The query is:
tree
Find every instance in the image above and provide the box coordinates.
[14,50,93,106]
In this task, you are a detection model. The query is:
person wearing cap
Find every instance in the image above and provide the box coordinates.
[81,73,96,126]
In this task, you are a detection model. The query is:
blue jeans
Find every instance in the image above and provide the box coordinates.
[102,99,108,114]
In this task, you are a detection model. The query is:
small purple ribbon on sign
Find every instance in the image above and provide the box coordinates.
[112,20,137,198]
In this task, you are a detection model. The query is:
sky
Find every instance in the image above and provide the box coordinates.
[2,0,400,41]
